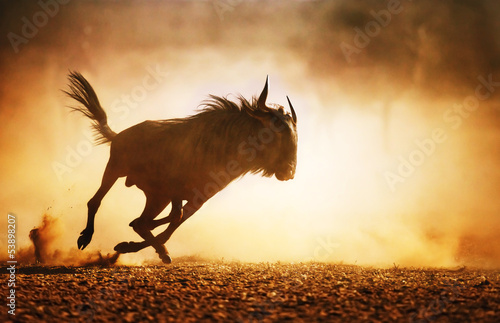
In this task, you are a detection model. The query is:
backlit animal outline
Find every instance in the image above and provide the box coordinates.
[65,72,298,263]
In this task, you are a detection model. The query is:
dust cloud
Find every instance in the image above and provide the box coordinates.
[0,0,499,268]
[10,214,120,266]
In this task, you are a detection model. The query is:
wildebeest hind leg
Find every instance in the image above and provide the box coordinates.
[116,195,172,263]
[78,162,119,250]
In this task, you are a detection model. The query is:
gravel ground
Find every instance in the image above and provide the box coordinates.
[2,262,499,322]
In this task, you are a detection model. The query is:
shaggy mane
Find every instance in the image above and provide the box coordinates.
[199,94,258,114]
[153,94,278,178]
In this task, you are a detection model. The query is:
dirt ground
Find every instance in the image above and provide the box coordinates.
[2,262,499,322]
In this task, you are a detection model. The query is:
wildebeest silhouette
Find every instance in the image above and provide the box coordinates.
[65,72,298,263]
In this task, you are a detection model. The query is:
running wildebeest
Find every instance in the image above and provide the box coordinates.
[65,72,298,263]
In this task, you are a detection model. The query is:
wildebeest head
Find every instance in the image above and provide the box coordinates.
[247,77,298,181]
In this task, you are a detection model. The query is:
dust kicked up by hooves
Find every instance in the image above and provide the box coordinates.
[11,213,120,267]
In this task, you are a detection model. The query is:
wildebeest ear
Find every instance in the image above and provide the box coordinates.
[257,76,269,111]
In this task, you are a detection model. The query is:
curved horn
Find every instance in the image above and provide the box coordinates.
[257,76,269,111]
[287,96,297,124]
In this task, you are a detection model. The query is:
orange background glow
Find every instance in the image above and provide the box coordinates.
[1,0,499,267]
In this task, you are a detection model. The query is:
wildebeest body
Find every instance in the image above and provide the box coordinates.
[113,113,271,198]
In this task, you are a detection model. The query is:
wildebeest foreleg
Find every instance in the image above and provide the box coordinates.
[154,200,201,245]
[114,200,204,260]
[127,195,172,263]
[129,199,183,230]
[78,164,118,250]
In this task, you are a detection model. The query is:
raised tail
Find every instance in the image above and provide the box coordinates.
[64,71,116,144]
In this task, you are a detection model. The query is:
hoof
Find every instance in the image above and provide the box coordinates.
[129,218,138,227]
[155,244,171,264]
[160,253,172,264]
[114,241,143,253]
[129,218,156,231]
[77,229,93,250]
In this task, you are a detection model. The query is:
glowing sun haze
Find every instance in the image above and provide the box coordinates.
[1,0,499,267]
